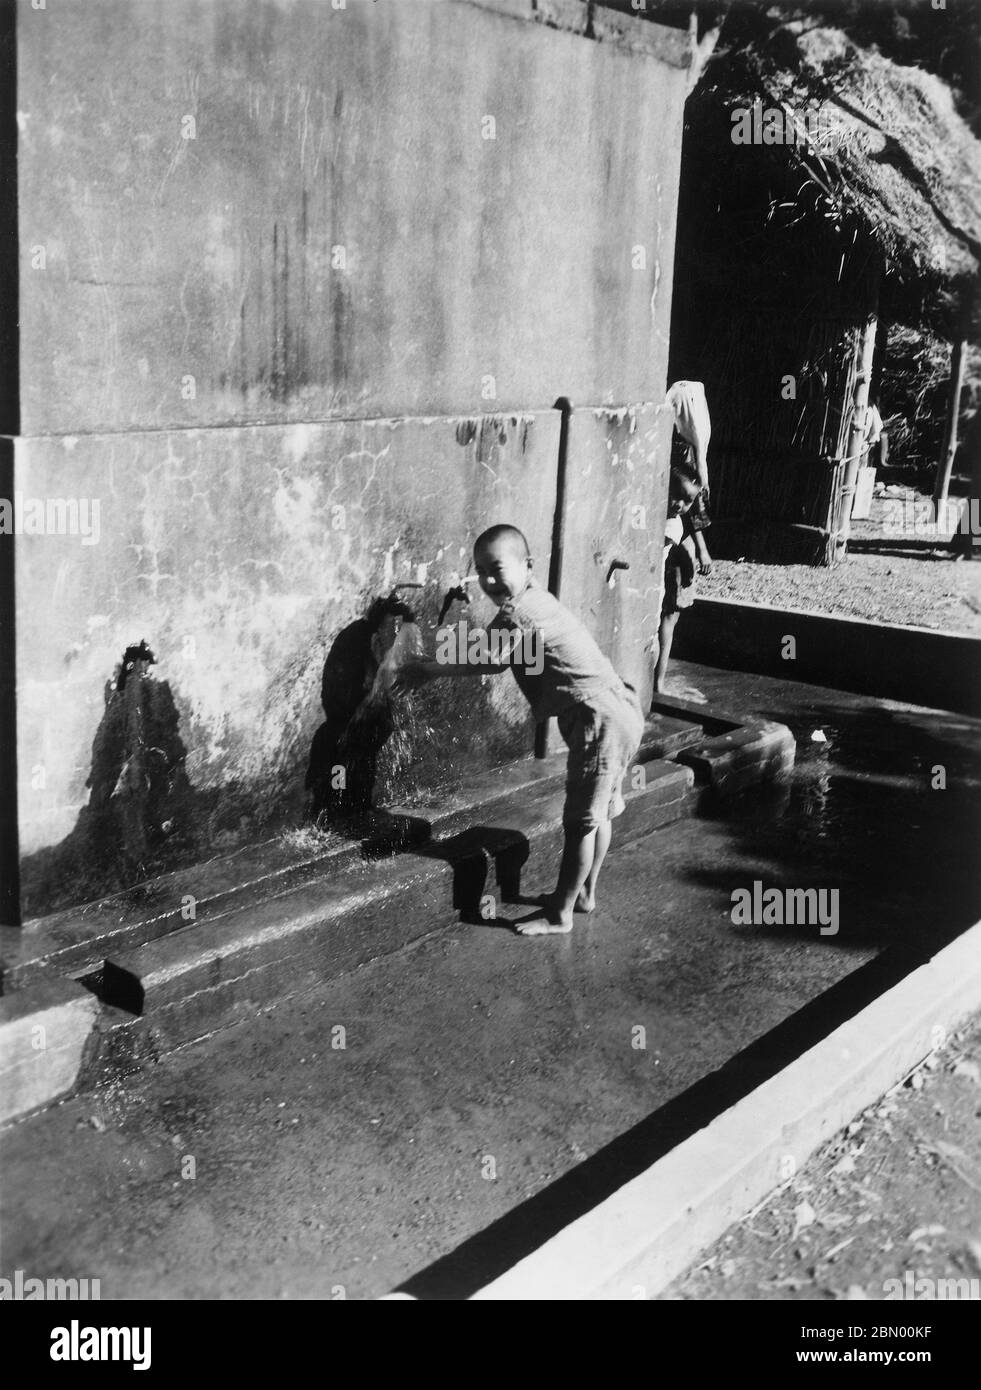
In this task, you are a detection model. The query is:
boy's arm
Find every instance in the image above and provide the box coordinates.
[391,656,507,695]
[424,659,509,678]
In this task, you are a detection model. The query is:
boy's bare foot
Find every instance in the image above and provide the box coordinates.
[532,891,595,914]
[515,897,574,935]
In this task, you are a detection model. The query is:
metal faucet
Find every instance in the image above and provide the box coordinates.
[438,582,472,625]
[368,583,422,631]
[606,559,630,588]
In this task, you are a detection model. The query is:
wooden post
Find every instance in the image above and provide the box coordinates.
[934,335,967,511]
[835,311,878,555]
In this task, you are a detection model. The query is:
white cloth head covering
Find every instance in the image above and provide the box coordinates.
[666,381,712,472]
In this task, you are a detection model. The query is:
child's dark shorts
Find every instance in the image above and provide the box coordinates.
[557,682,645,831]
[662,560,696,616]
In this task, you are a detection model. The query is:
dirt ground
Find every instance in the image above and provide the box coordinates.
[661,1013,981,1301]
[700,485,981,636]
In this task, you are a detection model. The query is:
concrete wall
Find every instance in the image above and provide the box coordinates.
[560,401,671,695]
[15,0,687,434]
[674,598,981,718]
[14,412,561,914]
[4,0,690,919]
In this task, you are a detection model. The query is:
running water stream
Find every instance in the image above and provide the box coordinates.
[338,617,426,761]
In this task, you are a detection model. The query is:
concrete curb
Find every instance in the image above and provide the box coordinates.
[676,720,796,795]
[674,597,981,718]
[468,919,981,1300]
[0,979,100,1126]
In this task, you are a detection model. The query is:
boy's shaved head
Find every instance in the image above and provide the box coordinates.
[474,524,530,560]
[473,524,533,605]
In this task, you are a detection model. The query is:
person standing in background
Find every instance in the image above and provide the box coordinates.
[863,394,887,469]
[666,380,714,575]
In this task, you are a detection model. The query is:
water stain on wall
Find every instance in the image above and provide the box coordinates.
[20,643,200,917]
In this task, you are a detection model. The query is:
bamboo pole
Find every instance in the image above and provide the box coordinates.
[934,335,967,511]
[834,311,878,555]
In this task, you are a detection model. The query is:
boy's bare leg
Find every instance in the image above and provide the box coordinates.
[577,818,611,912]
[534,819,610,913]
[516,825,596,935]
[694,531,712,575]
[653,611,678,692]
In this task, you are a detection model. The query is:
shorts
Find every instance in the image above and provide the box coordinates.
[662,560,696,616]
[557,681,645,831]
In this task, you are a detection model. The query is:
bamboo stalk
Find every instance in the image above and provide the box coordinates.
[934,334,967,509]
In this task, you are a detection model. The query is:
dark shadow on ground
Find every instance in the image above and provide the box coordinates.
[845,539,963,560]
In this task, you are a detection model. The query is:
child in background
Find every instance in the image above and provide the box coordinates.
[654,466,701,695]
[667,379,713,576]
[394,524,644,936]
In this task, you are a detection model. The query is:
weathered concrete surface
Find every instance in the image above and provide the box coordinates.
[677,721,797,795]
[13,412,559,912]
[4,0,691,921]
[1,663,977,1299]
[474,921,981,1300]
[674,597,981,718]
[0,821,878,1301]
[15,0,688,434]
[559,402,673,704]
[0,978,98,1125]
[78,758,696,1061]
[3,712,691,992]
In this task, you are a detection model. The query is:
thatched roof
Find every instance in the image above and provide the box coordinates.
[725,23,981,296]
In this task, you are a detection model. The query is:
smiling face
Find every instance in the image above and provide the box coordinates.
[473,535,532,606]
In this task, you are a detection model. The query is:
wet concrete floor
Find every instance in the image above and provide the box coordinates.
[2,662,979,1300]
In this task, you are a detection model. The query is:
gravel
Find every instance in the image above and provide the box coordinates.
[699,488,981,637]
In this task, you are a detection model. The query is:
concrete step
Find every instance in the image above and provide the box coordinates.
[1,712,701,994]
[641,714,706,757]
[0,705,796,1124]
[86,757,697,1061]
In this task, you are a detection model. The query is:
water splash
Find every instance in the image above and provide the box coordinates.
[339,619,425,763]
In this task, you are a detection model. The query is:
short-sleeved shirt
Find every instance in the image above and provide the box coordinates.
[488,577,623,722]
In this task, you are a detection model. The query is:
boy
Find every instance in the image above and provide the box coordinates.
[654,466,701,694]
[393,524,644,935]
